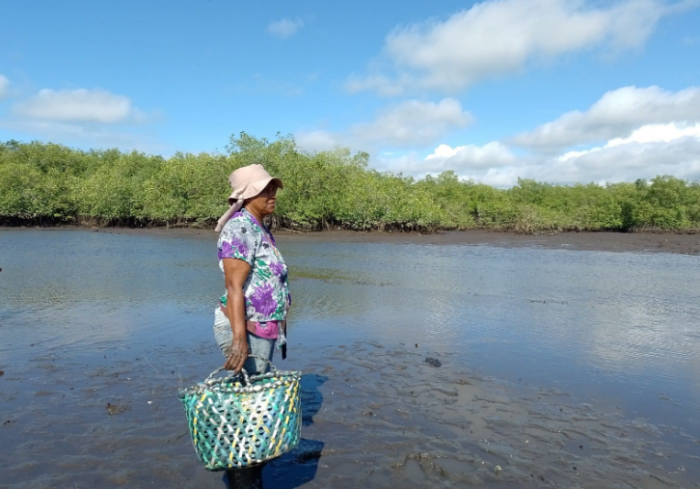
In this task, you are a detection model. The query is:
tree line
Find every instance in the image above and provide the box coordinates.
[1,134,699,233]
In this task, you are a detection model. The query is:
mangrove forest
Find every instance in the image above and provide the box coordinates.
[1,134,700,233]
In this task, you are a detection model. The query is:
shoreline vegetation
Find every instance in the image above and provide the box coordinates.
[2,134,700,235]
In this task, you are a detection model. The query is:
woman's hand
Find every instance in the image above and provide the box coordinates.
[224,334,249,373]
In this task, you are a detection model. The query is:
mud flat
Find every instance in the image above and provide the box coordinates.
[278,229,700,256]
[44,226,700,255]
[1,341,698,489]
[5,225,700,256]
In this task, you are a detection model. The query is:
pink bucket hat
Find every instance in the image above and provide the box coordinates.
[215,164,283,232]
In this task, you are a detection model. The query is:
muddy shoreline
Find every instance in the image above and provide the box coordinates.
[4,225,700,255]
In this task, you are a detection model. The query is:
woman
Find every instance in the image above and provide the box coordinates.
[212,164,291,489]
[213,163,290,375]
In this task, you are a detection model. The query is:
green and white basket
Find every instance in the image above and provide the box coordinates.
[179,357,301,470]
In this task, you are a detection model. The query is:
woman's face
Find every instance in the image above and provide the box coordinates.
[247,181,279,217]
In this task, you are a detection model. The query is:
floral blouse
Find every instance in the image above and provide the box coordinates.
[217,209,291,337]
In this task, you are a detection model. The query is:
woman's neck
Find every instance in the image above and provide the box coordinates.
[245,207,266,227]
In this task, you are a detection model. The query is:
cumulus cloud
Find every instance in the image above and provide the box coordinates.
[559,122,700,161]
[424,142,515,170]
[13,88,144,124]
[376,141,516,183]
[376,142,518,182]
[538,126,700,183]
[379,121,700,187]
[0,74,9,99]
[346,0,690,95]
[299,82,700,186]
[541,122,700,182]
[2,86,162,152]
[512,86,700,150]
[296,98,472,151]
[267,18,304,39]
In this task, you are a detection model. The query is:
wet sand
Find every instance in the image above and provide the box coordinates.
[2,341,698,488]
[27,226,700,255]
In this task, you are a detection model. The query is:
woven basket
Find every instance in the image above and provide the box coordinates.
[179,357,301,470]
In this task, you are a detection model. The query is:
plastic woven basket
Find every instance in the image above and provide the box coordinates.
[179,356,301,470]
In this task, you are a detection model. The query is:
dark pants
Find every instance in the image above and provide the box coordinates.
[225,464,264,489]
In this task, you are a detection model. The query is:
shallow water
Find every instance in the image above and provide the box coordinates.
[1,229,699,488]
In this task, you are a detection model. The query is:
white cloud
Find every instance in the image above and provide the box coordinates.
[542,127,700,183]
[298,83,700,186]
[3,86,162,152]
[378,121,700,187]
[546,122,700,183]
[346,0,690,95]
[267,18,304,39]
[424,142,515,170]
[608,122,700,146]
[513,86,700,150]
[559,122,700,161]
[376,141,516,183]
[296,98,472,151]
[376,141,518,183]
[13,88,145,124]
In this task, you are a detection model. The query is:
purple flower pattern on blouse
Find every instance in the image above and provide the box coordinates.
[249,283,276,316]
[218,236,249,261]
[270,261,284,276]
[217,209,290,327]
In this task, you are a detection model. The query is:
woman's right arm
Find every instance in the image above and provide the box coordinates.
[222,258,251,373]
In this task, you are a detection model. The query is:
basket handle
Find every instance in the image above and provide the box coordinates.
[247,354,278,374]
[205,355,278,384]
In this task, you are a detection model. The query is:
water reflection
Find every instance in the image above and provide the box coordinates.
[300,375,328,426]
[263,439,324,489]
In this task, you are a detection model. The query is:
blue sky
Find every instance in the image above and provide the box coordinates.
[1,0,700,186]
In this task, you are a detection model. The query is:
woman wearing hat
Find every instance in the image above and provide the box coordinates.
[213,163,290,376]
[212,164,290,488]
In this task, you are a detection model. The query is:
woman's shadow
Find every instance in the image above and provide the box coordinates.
[225,374,328,489]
